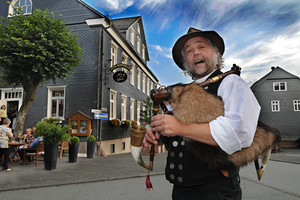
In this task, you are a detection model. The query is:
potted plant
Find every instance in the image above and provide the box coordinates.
[131,120,137,127]
[87,135,96,158]
[35,119,70,170]
[69,136,80,163]
[121,120,131,130]
[109,118,121,128]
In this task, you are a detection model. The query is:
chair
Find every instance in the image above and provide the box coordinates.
[58,141,69,158]
[23,141,44,167]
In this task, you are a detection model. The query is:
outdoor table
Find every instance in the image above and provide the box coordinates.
[8,141,25,165]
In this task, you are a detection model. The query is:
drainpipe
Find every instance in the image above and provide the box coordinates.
[96,27,104,156]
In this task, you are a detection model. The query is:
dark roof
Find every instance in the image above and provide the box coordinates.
[77,0,105,17]
[67,110,93,119]
[112,16,140,31]
[251,66,299,91]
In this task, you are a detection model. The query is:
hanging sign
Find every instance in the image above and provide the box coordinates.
[113,71,127,83]
[110,64,131,83]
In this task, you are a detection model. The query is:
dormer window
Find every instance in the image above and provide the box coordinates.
[137,23,140,34]
[130,28,135,46]
[9,0,32,16]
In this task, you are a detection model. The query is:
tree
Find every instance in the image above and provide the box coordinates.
[0,6,83,136]
[139,97,154,125]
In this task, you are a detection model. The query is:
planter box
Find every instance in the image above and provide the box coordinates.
[44,143,59,170]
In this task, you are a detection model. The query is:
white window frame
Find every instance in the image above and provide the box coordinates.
[137,23,140,34]
[142,44,146,60]
[121,53,128,73]
[0,87,23,110]
[137,36,141,53]
[130,61,135,86]
[111,42,117,68]
[110,89,117,119]
[47,85,67,120]
[130,28,135,46]
[137,68,141,90]
[137,101,141,123]
[121,95,127,121]
[130,98,135,121]
[142,74,146,93]
[273,82,287,91]
[8,0,32,16]
[293,100,300,111]
[147,79,150,96]
[271,100,280,112]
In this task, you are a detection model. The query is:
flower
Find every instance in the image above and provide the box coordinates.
[109,118,121,127]
[131,120,137,126]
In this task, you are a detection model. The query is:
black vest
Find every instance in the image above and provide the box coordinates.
[165,70,238,186]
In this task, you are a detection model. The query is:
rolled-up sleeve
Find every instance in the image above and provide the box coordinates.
[209,75,261,155]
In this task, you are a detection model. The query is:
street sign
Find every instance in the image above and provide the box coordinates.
[91,109,101,113]
[94,113,108,120]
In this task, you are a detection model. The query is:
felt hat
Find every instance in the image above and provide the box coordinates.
[172,27,225,70]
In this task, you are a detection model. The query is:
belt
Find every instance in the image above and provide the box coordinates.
[173,174,240,193]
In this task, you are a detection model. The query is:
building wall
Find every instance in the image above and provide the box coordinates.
[0,0,159,154]
[252,69,300,141]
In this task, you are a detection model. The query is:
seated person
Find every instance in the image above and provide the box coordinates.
[18,136,43,162]
[22,128,34,143]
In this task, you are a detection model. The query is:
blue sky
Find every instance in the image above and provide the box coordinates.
[83,0,300,86]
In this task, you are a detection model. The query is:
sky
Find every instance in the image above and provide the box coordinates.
[82,0,300,86]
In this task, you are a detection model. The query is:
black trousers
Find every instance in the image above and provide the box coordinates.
[172,175,242,200]
[0,148,10,170]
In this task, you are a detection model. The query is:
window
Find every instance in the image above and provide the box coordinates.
[130,28,134,46]
[142,44,146,60]
[294,100,300,111]
[110,89,117,119]
[121,53,128,73]
[47,86,66,119]
[130,62,135,86]
[271,100,280,112]
[9,0,32,16]
[130,98,135,121]
[142,74,146,93]
[147,79,150,95]
[68,111,92,136]
[273,82,287,91]
[137,23,140,34]
[137,101,141,123]
[122,142,126,151]
[111,43,117,68]
[121,95,127,120]
[110,144,115,154]
[137,37,141,53]
[137,68,141,90]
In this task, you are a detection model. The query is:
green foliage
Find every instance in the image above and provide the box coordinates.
[35,120,71,145]
[69,136,80,144]
[87,135,96,142]
[0,6,83,88]
[139,97,153,125]
[43,117,62,124]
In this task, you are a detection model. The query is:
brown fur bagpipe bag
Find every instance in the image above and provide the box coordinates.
[152,73,281,180]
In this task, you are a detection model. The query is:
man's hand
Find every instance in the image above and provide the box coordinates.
[150,114,183,137]
[143,114,184,147]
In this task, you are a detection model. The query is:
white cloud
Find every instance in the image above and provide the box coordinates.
[149,44,172,59]
[225,22,300,85]
[138,0,167,10]
[94,0,134,14]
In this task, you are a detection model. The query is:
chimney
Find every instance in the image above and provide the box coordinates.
[271,66,275,70]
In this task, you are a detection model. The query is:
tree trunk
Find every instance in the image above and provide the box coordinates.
[15,82,41,136]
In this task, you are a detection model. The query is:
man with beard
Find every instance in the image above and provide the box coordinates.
[143,28,261,200]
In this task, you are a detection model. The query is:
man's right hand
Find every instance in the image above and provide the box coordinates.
[143,126,160,147]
